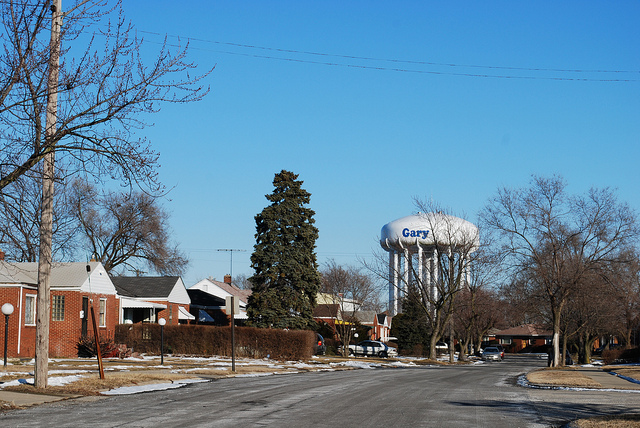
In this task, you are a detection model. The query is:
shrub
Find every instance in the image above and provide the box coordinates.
[77,335,118,358]
[603,347,640,365]
[114,324,315,360]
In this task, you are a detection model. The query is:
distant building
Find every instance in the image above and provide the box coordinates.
[490,324,552,352]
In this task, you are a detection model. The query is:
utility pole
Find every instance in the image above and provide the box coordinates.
[35,0,62,389]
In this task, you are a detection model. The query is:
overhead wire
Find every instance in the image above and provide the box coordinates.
[134,30,640,82]
[1,1,637,82]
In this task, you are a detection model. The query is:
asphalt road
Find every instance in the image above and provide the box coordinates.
[1,355,638,427]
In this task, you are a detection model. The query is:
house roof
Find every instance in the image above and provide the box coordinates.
[0,261,115,294]
[111,276,190,305]
[494,324,552,337]
[313,303,339,318]
[354,310,378,325]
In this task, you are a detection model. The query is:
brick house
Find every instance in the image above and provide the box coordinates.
[355,311,392,342]
[491,324,552,352]
[111,276,194,325]
[313,297,393,343]
[0,261,118,358]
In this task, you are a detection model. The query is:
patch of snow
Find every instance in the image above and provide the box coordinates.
[102,378,208,395]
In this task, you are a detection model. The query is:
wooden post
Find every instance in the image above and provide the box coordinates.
[90,304,105,379]
[35,0,63,389]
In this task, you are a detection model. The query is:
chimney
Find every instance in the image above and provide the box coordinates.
[0,249,4,261]
[224,274,232,284]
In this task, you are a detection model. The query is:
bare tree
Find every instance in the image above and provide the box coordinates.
[0,0,210,387]
[480,175,638,366]
[233,274,253,290]
[561,267,618,364]
[453,247,504,360]
[321,260,380,356]
[604,250,640,349]
[0,172,79,262]
[0,0,211,191]
[70,180,188,276]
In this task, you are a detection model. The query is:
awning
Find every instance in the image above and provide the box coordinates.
[198,309,215,323]
[120,297,167,309]
[178,306,195,320]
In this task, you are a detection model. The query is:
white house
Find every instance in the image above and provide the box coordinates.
[189,275,251,320]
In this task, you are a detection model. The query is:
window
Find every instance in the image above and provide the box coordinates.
[52,295,65,321]
[25,294,36,325]
[99,298,106,327]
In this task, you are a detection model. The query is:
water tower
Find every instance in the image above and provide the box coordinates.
[380,212,479,315]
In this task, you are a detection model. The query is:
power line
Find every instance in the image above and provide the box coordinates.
[141,31,639,75]
[131,30,640,82]
[4,3,636,82]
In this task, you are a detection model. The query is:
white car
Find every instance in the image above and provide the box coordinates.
[348,340,398,358]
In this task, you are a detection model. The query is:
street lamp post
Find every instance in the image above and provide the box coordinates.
[2,303,14,369]
[158,318,166,365]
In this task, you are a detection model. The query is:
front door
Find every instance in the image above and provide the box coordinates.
[82,297,89,337]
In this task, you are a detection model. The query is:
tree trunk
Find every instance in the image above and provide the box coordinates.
[35,0,62,389]
[551,306,562,367]
[561,333,568,367]
[429,333,438,360]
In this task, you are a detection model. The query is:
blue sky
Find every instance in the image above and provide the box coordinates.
[119,2,639,286]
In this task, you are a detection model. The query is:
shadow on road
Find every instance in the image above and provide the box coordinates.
[448,398,637,426]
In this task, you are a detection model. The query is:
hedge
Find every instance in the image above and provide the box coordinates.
[602,347,640,365]
[114,324,315,361]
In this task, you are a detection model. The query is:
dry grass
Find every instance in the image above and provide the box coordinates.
[0,355,351,396]
[3,372,200,396]
[527,368,602,388]
[0,401,21,411]
[573,414,640,427]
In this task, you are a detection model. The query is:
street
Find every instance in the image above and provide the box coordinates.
[1,355,637,427]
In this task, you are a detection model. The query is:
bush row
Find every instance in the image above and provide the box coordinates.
[602,347,640,365]
[114,324,316,361]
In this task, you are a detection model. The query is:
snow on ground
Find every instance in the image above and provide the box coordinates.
[0,375,87,388]
[102,378,209,395]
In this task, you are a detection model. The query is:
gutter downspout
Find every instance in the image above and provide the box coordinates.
[18,286,23,354]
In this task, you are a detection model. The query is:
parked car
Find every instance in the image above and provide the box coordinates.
[435,341,449,352]
[314,333,326,356]
[348,340,398,358]
[481,346,503,362]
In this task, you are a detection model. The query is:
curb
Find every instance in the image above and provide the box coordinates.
[518,374,640,393]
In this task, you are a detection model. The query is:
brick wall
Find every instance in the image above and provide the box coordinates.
[152,302,190,325]
[0,286,119,358]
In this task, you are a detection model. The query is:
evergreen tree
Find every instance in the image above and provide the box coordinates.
[247,170,321,329]
[390,287,431,355]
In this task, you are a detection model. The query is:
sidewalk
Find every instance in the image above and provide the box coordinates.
[573,366,640,390]
[0,390,74,407]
